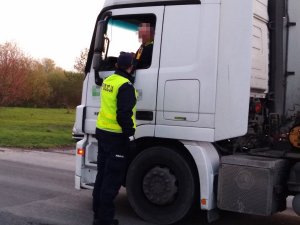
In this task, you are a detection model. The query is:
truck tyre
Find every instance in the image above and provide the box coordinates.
[126,146,197,225]
[293,194,300,216]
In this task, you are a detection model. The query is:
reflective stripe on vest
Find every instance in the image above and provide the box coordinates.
[96,74,137,133]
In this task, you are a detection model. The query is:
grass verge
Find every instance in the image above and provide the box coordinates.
[0,107,76,149]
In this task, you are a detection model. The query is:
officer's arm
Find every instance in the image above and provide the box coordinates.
[116,83,136,137]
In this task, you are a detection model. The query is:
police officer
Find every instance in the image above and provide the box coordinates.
[93,52,137,225]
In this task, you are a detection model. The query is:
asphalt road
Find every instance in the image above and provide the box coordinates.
[0,148,299,225]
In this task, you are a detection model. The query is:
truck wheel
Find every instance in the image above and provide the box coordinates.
[126,146,197,225]
[293,194,300,216]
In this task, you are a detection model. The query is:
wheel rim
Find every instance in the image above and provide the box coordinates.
[142,166,178,205]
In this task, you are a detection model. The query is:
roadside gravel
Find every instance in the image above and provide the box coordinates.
[0,147,76,171]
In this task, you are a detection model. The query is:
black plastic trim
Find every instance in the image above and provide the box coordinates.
[286,71,295,76]
[287,22,296,27]
[102,0,200,12]
[136,111,154,121]
[82,106,87,133]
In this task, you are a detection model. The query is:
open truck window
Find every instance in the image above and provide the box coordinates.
[99,14,156,71]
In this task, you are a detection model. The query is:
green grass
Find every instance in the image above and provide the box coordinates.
[0,107,76,148]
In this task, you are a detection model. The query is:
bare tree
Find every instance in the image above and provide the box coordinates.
[41,58,56,73]
[0,42,31,105]
[74,48,89,74]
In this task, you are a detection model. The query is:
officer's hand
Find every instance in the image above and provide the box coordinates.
[129,136,135,141]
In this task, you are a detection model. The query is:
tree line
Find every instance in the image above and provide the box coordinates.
[0,42,88,108]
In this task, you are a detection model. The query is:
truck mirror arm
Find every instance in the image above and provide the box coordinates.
[94,70,103,86]
[93,18,110,85]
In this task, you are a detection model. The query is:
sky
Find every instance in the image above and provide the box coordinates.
[0,0,105,71]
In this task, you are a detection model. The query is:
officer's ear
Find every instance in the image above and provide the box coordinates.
[127,65,134,74]
[115,63,119,69]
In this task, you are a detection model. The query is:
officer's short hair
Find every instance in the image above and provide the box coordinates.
[116,52,134,69]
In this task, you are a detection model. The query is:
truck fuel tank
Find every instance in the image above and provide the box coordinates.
[217,155,288,216]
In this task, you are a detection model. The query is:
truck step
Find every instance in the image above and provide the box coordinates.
[85,183,95,187]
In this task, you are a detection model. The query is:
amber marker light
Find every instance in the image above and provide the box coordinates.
[77,148,85,156]
[201,198,207,206]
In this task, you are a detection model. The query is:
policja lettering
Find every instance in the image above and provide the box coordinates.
[102,83,114,92]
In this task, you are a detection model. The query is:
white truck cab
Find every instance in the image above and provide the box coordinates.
[75,0,300,224]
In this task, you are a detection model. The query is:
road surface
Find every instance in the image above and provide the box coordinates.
[0,148,299,225]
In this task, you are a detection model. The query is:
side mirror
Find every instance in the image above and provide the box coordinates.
[93,20,108,72]
[93,53,103,86]
[94,20,107,53]
[93,52,102,73]
[93,20,108,85]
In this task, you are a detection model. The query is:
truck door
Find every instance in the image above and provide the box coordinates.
[84,6,164,136]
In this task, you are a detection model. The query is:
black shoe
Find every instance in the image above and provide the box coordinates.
[112,219,119,225]
[92,218,99,225]
[92,218,119,225]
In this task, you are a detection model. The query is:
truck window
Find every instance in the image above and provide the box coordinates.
[100,15,156,71]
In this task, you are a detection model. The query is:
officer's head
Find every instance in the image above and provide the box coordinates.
[115,52,134,74]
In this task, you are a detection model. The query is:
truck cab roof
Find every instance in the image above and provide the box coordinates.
[103,0,202,8]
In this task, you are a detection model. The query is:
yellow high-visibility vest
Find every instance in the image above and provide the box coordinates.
[96,74,137,133]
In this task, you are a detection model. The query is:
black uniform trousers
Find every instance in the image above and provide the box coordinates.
[93,128,129,225]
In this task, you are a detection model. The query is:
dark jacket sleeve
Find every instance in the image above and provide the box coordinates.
[136,44,153,69]
[116,82,136,137]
